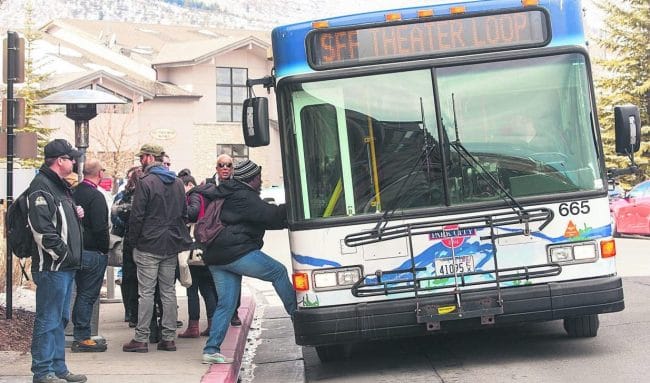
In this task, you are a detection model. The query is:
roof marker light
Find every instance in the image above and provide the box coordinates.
[450,6,466,14]
[312,20,329,29]
[417,9,434,18]
[385,12,402,22]
[522,0,539,6]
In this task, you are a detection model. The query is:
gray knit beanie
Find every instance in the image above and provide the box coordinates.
[233,159,261,181]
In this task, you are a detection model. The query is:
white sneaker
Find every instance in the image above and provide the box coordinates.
[202,352,233,364]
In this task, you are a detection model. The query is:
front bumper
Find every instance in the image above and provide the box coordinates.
[293,276,624,346]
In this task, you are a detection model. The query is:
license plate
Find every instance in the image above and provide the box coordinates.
[434,255,475,276]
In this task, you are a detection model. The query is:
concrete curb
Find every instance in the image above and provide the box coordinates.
[201,295,256,383]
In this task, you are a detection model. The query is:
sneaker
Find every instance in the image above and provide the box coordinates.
[202,352,233,364]
[33,373,66,383]
[71,339,107,353]
[56,372,88,382]
[157,340,177,351]
[122,339,148,353]
[230,313,242,327]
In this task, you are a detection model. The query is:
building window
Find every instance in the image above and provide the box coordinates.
[216,67,247,122]
[217,144,248,164]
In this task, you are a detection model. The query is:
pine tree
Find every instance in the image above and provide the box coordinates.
[17,0,55,167]
[594,0,650,186]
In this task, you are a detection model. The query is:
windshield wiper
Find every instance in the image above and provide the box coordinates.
[373,97,438,233]
[448,93,525,214]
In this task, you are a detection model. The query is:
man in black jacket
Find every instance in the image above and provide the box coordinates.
[70,159,109,353]
[123,144,192,353]
[200,160,297,364]
[28,139,87,383]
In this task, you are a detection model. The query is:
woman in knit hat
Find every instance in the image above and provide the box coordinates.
[199,159,296,365]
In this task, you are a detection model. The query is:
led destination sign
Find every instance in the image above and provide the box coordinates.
[308,9,549,69]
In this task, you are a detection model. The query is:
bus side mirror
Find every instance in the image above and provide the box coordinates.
[242,97,270,147]
[614,105,641,155]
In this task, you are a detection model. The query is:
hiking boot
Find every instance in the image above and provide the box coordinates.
[71,339,107,353]
[56,372,88,382]
[200,318,212,337]
[157,340,177,351]
[122,339,148,353]
[202,352,233,364]
[178,320,200,338]
[230,313,242,327]
[33,373,66,383]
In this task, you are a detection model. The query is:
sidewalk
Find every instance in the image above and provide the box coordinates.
[0,289,255,383]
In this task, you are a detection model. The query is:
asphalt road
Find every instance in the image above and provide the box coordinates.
[300,237,650,382]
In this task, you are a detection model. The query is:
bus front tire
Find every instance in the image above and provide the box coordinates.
[563,314,599,337]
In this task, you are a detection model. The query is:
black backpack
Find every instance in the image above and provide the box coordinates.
[6,189,37,259]
[5,190,35,280]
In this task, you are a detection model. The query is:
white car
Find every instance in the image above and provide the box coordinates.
[260,186,285,205]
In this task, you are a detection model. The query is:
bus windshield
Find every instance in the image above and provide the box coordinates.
[283,53,601,221]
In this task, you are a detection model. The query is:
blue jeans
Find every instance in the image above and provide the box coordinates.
[31,270,75,380]
[203,250,296,354]
[72,250,108,341]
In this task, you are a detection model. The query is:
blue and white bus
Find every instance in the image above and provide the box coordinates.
[242,0,640,362]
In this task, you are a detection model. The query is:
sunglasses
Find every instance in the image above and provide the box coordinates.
[59,156,73,161]
[163,162,171,166]
[217,163,233,168]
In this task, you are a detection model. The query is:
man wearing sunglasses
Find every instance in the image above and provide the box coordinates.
[123,144,192,353]
[204,154,243,326]
[206,154,234,186]
[27,139,87,383]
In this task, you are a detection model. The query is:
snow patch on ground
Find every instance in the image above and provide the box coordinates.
[0,287,36,312]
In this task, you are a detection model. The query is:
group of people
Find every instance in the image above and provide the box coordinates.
[26,138,297,383]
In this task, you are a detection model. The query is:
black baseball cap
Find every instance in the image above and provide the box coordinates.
[44,139,82,159]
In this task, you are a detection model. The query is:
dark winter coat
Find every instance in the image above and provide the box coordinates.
[201,179,287,265]
[27,165,84,272]
[73,180,110,254]
[128,163,192,255]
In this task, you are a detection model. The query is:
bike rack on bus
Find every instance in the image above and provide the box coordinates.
[344,207,560,330]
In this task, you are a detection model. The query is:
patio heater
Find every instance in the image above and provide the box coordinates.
[37,89,126,179]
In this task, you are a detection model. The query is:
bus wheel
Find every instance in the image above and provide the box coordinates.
[563,314,599,337]
[315,344,349,363]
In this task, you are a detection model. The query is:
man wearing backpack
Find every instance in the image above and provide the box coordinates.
[27,139,87,383]
[70,159,110,353]
[122,144,192,353]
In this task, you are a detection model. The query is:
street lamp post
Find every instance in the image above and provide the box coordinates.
[37,89,126,345]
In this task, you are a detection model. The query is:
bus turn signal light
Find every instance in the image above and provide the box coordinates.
[293,272,310,291]
[600,239,616,258]
[522,0,539,6]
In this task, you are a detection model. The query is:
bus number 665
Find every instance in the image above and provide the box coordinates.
[558,201,590,216]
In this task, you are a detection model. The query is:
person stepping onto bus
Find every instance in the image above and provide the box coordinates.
[200,160,297,364]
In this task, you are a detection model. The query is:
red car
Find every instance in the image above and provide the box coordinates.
[610,180,650,236]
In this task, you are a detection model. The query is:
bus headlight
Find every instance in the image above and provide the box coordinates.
[548,242,598,263]
[313,267,362,291]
